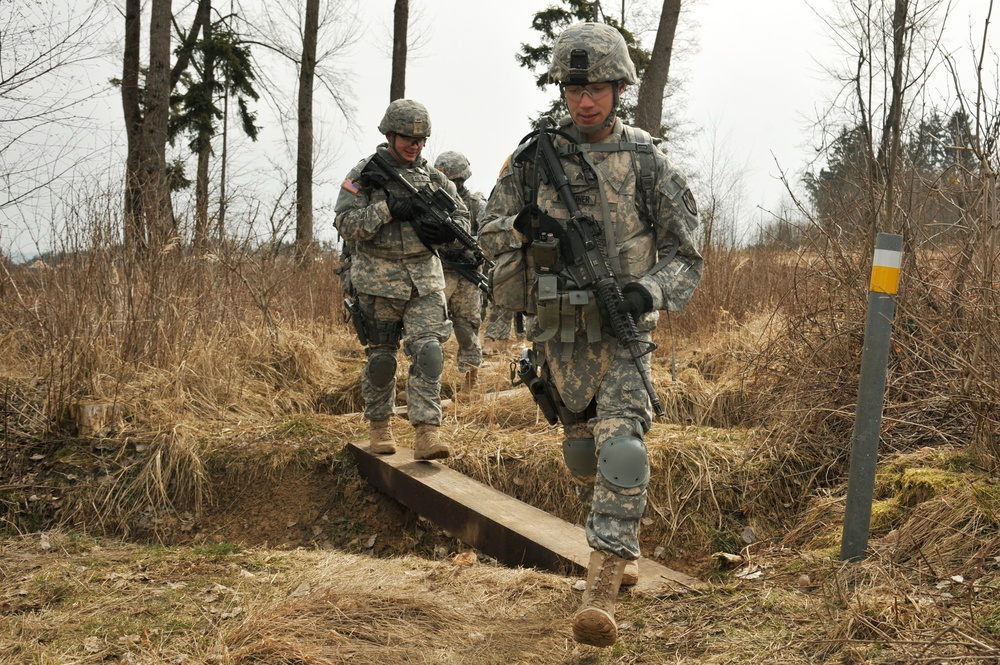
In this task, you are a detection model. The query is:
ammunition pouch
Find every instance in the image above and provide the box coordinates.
[369,318,404,347]
[528,209,567,275]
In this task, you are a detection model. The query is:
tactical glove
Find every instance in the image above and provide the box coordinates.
[438,247,479,267]
[621,282,654,320]
[413,219,457,246]
[388,194,417,222]
[358,158,388,189]
[512,203,541,243]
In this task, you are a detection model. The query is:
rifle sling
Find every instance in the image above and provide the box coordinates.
[560,146,620,275]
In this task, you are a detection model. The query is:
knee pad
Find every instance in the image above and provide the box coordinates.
[562,437,597,478]
[365,350,397,391]
[412,340,444,380]
[597,434,649,489]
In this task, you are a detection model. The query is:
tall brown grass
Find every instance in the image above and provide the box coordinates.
[2,171,999,552]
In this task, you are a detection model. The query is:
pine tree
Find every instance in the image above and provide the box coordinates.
[516,1,650,125]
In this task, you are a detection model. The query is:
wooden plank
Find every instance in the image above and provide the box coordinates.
[348,441,703,596]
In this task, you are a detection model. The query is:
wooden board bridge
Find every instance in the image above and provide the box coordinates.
[348,441,704,596]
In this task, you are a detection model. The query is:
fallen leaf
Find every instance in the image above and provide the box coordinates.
[452,551,477,567]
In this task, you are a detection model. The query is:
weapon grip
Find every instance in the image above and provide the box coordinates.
[513,348,560,425]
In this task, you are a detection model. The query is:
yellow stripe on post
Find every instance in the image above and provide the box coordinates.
[869,248,901,294]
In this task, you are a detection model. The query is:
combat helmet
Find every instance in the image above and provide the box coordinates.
[378,99,432,138]
[547,22,637,86]
[434,151,472,182]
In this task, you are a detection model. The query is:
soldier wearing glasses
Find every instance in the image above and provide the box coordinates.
[335,99,470,461]
[478,23,703,646]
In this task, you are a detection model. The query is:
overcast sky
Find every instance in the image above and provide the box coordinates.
[1,0,993,259]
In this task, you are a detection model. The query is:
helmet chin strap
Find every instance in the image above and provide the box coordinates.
[568,82,621,135]
[385,133,413,166]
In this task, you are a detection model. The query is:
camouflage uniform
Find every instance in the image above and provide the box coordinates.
[484,302,516,341]
[335,106,470,431]
[479,31,703,563]
[435,151,486,374]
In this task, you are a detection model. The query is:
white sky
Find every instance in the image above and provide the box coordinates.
[1,0,993,259]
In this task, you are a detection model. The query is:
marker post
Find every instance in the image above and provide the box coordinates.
[840,233,903,562]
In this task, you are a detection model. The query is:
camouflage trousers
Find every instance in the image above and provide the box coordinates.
[443,269,483,371]
[562,342,653,561]
[484,303,516,340]
[357,290,452,426]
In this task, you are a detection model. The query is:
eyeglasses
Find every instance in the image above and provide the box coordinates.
[396,134,427,147]
[561,82,614,101]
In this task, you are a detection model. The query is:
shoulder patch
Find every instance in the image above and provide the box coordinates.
[341,178,360,194]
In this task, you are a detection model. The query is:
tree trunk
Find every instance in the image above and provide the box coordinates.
[122,0,144,258]
[634,0,681,136]
[878,0,909,234]
[137,0,174,253]
[295,0,319,261]
[390,0,408,101]
[194,0,214,252]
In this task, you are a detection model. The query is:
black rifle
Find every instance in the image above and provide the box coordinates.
[533,116,664,417]
[439,247,491,299]
[363,151,493,297]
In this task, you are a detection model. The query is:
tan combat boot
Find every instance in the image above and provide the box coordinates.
[369,419,396,455]
[481,338,495,356]
[572,550,627,647]
[413,423,449,460]
[463,367,479,392]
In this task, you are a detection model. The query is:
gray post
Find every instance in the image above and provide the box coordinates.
[840,233,903,562]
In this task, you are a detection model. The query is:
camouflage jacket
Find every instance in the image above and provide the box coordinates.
[335,144,471,300]
[478,117,703,410]
[455,184,487,237]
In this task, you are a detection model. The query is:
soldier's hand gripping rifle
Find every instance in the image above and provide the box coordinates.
[533,116,665,417]
[362,151,493,298]
[438,247,491,300]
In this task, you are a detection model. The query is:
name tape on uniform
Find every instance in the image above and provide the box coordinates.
[869,247,901,294]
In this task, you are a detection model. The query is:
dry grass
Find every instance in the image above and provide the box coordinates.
[2,217,1000,661]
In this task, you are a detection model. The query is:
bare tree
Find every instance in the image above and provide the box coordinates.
[122,0,144,254]
[295,0,319,259]
[1,2,110,257]
[813,0,950,239]
[123,0,217,258]
[137,0,175,254]
[390,0,409,101]
[192,0,215,251]
[634,0,681,135]
[237,0,358,255]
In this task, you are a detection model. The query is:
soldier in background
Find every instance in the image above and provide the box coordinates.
[478,23,703,647]
[482,303,520,356]
[334,99,470,461]
[433,151,486,390]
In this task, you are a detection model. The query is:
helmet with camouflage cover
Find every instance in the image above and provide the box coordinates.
[434,151,472,182]
[547,22,637,86]
[378,99,432,138]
